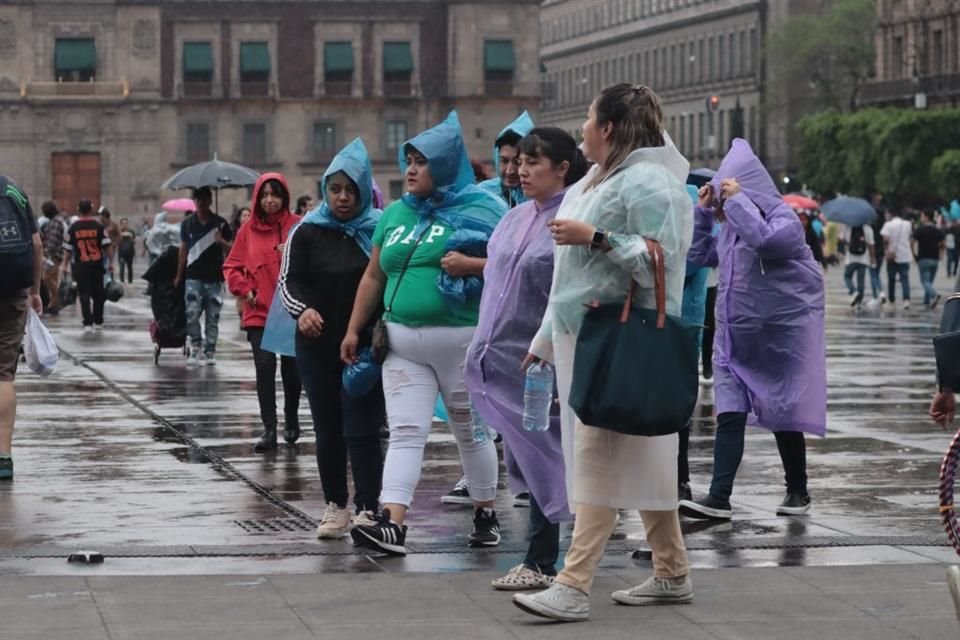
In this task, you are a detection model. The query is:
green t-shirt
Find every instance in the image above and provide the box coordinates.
[372,200,480,327]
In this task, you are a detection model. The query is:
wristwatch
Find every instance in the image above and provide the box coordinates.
[590,227,607,251]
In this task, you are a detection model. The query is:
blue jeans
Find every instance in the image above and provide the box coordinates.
[843,263,867,297]
[948,249,959,277]
[918,258,940,305]
[886,261,911,303]
[524,493,560,575]
[869,265,883,299]
[184,279,223,356]
[708,412,808,501]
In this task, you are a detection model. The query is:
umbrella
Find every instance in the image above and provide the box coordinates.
[161,157,260,191]
[687,167,715,187]
[783,193,819,211]
[161,198,195,212]
[821,195,877,227]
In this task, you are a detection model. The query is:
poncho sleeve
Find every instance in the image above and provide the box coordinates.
[688,206,719,268]
[722,192,805,260]
[530,311,554,364]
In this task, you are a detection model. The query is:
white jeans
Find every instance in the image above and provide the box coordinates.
[380,323,498,507]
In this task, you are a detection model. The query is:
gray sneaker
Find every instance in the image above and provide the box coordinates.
[513,582,589,622]
[611,575,693,606]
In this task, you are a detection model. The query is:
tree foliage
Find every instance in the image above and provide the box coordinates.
[797,109,960,206]
[767,0,877,112]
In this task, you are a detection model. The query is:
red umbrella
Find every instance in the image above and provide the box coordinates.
[161,197,195,212]
[783,193,819,210]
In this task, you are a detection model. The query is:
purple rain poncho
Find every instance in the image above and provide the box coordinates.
[464,190,572,523]
[688,139,826,436]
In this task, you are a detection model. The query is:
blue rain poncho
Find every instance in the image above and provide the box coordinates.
[398,111,507,304]
[478,111,535,208]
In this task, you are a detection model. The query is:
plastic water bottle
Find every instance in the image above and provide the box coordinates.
[470,403,489,443]
[522,362,555,432]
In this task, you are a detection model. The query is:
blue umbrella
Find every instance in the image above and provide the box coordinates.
[687,167,715,187]
[821,195,877,226]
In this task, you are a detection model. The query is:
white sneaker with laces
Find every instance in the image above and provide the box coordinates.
[903,301,911,310]
[316,502,352,539]
[513,582,589,622]
[354,510,378,528]
[492,565,554,591]
[611,575,694,606]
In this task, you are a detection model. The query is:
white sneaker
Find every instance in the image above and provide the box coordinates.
[354,510,378,528]
[903,301,911,310]
[513,582,589,621]
[205,355,216,366]
[186,350,199,367]
[611,575,694,606]
[316,502,352,539]
[93,324,103,333]
[948,566,960,621]
[83,325,93,334]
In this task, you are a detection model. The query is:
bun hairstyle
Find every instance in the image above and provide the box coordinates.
[586,83,665,189]
[517,127,589,187]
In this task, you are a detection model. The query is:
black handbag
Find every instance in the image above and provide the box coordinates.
[371,222,432,365]
[569,238,700,437]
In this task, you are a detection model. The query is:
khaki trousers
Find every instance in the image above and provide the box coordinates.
[43,264,60,310]
[556,503,689,594]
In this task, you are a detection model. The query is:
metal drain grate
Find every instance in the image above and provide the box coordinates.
[235,518,315,534]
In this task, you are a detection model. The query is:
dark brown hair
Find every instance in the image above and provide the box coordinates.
[586,83,665,190]
[518,127,589,187]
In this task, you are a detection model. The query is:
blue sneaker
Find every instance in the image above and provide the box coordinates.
[0,456,12,480]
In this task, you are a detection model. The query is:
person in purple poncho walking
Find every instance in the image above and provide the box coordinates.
[465,128,588,591]
[680,139,826,521]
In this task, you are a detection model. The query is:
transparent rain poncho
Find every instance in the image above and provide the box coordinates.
[531,136,693,361]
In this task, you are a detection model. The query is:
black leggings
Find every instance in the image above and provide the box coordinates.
[702,286,717,375]
[118,255,134,283]
[246,328,302,428]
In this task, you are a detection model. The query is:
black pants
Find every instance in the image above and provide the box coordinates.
[708,412,808,500]
[702,286,717,376]
[75,268,105,327]
[118,254,134,284]
[246,328,302,428]
[678,422,690,486]
[523,492,560,575]
[296,343,384,512]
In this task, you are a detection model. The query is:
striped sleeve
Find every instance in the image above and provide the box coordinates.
[278,223,307,318]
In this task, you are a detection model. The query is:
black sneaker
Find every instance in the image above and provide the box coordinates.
[440,477,472,505]
[512,492,531,508]
[350,508,408,556]
[468,507,501,548]
[678,494,732,520]
[678,482,693,503]
[0,456,11,480]
[776,492,811,516]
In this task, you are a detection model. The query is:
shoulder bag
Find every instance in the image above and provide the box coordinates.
[568,238,700,436]
[371,222,433,364]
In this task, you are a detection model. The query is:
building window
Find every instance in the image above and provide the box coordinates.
[750,28,758,75]
[698,38,705,82]
[54,38,96,82]
[313,122,337,161]
[239,42,270,96]
[386,120,408,152]
[185,123,210,163]
[738,31,747,77]
[727,33,735,80]
[242,123,267,165]
[699,112,706,154]
[717,109,726,149]
[891,36,903,78]
[933,29,944,75]
[484,40,516,96]
[182,42,214,96]
[383,41,414,96]
[708,35,715,80]
[324,41,354,95]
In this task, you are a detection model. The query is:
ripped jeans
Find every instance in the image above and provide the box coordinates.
[379,323,498,507]
[185,279,223,356]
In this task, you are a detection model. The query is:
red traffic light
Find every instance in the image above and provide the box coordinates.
[708,95,720,111]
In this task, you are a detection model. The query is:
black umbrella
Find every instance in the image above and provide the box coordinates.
[687,167,716,188]
[161,156,260,211]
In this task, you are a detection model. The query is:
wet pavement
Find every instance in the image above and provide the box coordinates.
[2,265,959,577]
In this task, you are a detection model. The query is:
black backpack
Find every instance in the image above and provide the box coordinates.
[0,176,35,296]
[849,225,867,255]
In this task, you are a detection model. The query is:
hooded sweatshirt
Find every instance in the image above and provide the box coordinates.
[223,172,300,329]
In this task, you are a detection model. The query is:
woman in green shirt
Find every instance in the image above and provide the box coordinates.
[341,113,507,556]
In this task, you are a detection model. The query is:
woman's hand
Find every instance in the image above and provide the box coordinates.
[548,219,595,246]
[931,390,956,429]
[246,289,256,304]
[521,353,541,372]
[297,308,324,338]
[340,332,360,365]
[440,251,475,278]
[719,178,741,201]
[698,185,714,208]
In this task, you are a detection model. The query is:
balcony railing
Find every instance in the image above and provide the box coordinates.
[323,81,352,97]
[240,81,274,98]
[181,81,214,98]
[484,80,514,97]
[860,73,960,105]
[22,79,128,98]
[383,81,415,98]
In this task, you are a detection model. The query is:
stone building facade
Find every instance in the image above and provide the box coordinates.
[861,0,960,108]
[539,0,819,176]
[0,0,540,217]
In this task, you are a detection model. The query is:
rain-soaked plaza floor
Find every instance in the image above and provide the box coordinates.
[2,265,959,576]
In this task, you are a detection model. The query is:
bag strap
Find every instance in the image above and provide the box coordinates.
[385,220,434,313]
[619,238,666,329]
